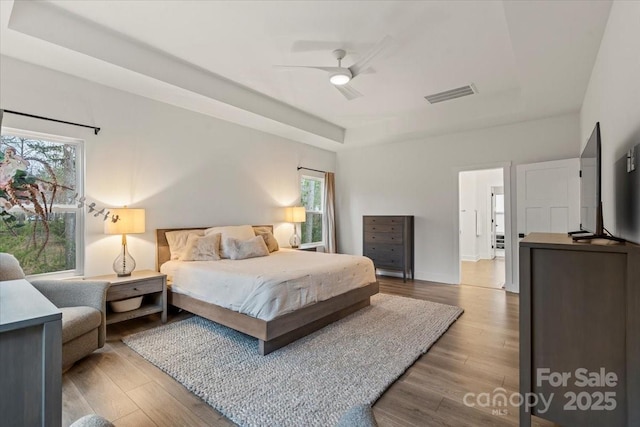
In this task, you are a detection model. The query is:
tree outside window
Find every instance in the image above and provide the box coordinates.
[300,176,324,245]
[0,131,83,276]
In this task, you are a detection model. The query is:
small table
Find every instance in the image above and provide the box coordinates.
[85,270,167,325]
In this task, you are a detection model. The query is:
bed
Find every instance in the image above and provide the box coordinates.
[156,226,379,355]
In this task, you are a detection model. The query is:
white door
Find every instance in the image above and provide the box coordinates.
[517,158,580,236]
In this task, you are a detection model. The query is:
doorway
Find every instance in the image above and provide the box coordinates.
[458,168,506,289]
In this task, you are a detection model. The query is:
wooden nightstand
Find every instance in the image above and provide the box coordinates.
[85,270,167,325]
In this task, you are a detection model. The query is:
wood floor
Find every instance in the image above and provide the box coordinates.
[461,258,505,289]
[62,277,555,427]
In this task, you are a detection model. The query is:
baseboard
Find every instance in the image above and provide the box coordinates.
[376,269,457,285]
[461,255,480,262]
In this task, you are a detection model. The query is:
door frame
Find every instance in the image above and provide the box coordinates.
[453,162,513,291]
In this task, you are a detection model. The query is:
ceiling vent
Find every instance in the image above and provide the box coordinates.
[424,84,477,104]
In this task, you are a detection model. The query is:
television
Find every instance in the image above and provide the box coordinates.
[574,122,625,242]
[579,122,603,235]
[615,143,639,244]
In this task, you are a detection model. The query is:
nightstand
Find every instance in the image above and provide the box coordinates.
[295,246,320,252]
[85,270,167,325]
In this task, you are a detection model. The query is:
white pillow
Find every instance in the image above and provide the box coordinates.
[165,229,205,260]
[205,225,256,258]
[179,233,221,261]
[224,236,270,260]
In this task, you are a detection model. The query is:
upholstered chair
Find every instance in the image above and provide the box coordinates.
[0,253,110,370]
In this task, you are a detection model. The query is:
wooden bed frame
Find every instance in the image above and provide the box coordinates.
[156,226,379,355]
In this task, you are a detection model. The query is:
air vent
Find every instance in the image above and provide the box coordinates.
[424,84,477,104]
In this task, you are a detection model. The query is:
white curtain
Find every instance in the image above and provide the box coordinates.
[323,172,337,253]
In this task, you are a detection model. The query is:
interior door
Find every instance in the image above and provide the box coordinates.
[517,158,580,236]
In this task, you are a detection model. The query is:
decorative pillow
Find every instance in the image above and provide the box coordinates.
[336,404,378,427]
[179,233,221,261]
[165,229,205,260]
[255,230,279,253]
[205,225,256,258]
[252,226,271,234]
[0,253,26,281]
[224,236,270,260]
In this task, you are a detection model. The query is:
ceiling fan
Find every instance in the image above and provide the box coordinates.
[275,36,394,100]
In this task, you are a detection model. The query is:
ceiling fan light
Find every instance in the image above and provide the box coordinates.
[329,72,351,86]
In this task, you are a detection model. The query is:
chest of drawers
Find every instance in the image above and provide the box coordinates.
[363,215,414,281]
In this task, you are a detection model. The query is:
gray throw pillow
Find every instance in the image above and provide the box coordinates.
[225,236,270,260]
[69,414,115,427]
[335,404,378,427]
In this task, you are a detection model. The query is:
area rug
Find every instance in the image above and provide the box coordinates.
[122,293,463,427]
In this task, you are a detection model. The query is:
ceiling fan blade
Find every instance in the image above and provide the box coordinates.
[349,35,395,78]
[335,84,363,101]
[274,65,342,73]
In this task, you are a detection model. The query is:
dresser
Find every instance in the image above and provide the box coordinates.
[363,215,414,281]
[520,233,640,427]
[0,279,62,427]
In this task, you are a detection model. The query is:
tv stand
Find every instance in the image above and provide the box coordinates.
[571,202,625,242]
[572,233,626,243]
[520,233,640,426]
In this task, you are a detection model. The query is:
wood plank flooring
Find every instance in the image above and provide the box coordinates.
[460,258,505,289]
[62,277,555,426]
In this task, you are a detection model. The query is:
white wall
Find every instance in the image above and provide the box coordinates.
[337,113,580,290]
[0,56,336,276]
[580,0,640,237]
[459,169,503,262]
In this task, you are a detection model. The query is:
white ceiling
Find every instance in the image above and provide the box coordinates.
[0,1,612,150]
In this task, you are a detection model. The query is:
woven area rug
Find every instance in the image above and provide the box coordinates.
[123,293,462,427]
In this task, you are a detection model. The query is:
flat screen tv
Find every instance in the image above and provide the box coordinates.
[579,122,602,235]
[574,122,625,242]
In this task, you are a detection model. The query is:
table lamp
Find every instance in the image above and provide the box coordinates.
[285,206,306,248]
[104,207,145,276]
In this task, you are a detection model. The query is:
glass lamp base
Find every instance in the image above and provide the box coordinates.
[113,244,136,277]
[289,232,301,249]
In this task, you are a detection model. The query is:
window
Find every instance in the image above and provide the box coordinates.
[300,175,324,245]
[0,129,84,276]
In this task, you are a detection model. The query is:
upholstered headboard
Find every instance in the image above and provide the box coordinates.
[156,225,274,270]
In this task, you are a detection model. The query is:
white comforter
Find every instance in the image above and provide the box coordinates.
[161,249,376,321]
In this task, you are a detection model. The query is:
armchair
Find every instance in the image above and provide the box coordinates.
[0,253,109,370]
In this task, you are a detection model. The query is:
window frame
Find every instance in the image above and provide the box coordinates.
[1,127,85,279]
[299,174,325,247]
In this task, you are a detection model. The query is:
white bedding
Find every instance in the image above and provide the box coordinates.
[161,249,376,321]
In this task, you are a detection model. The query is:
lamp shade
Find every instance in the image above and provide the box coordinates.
[104,208,145,235]
[285,206,306,223]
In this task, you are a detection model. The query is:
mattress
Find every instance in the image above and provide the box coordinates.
[161,248,376,321]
